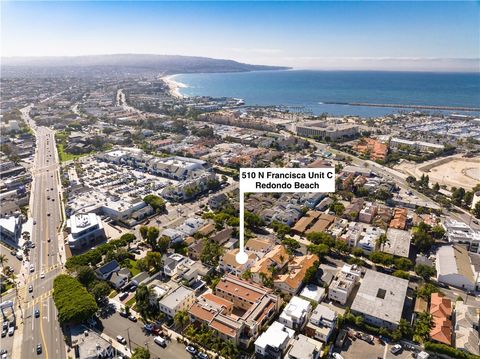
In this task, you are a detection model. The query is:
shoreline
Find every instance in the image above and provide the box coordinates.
[161,74,187,98]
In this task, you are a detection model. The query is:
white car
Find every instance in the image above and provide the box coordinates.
[154,336,166,347]
[116,335,126,344]
[40,272,45,279]
[332,354,344,359]
[29,264,35,273]
[390,344,403,355]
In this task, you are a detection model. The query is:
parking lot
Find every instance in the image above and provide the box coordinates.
[335,328,417,359]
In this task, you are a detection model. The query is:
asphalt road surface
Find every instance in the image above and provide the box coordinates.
[15,110,66,359]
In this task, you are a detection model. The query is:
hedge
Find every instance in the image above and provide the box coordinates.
[53,275,98,324]
[424,342,479,359]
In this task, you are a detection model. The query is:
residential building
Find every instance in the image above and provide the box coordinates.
[305,304,337,343]
[383,228,411,258]
[158,285,195,318]
[354,138,388,161]
[328,264,362,305]
[254,321,295,359]
[189,275,281,348]
[278,296,312,330]
[220,248,256,276]
[443,219,480,254]
[245,238,275,257]
[299,284,326,303]
[94,260,120,281]
[454,300,480,356]
[429,293,452,346]
[66,213,106,250]
[359,202,378,224]
[0,216,21,245]
[351,270,408,329]
[250,245,289,284]
[390,137,444,152]
[274,254,317,295]
[286,334,322,359]
[390,208,408,230]
[436,245,478,291]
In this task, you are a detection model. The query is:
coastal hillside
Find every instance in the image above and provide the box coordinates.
[1,54,289,77]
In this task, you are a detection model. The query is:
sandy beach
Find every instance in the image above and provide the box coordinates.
[161,74,186,98]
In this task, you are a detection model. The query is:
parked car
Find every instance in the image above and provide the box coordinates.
[119,311,128,318]
[391,344,403,355]
[40,272,45,279]
[144,323,154,332]
[29,264,35,272]
[186,346,197,355]
[34,308,40,318]
[154,336,166,347]
[8,325,14,336]
[128,315,137,322]
[1,328,7,337]
[29,285,33,293]
[332,353,344,359]
[197,353,209,359]
[116,335,126,344]
[118,292,128,301]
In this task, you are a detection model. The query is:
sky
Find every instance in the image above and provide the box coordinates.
[1,1,479,71]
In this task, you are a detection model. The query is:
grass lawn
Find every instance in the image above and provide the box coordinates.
[126,297,136,307]
[108,290,118,298]
[128,259,141,276]
[57,143,94,162]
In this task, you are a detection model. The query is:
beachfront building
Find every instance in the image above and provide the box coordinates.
[295,121,359,141]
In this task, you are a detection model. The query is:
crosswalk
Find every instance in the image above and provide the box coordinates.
[23,289,54,310]
[24,263,63,284]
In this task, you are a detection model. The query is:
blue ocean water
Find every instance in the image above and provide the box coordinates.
[175,70,480,117]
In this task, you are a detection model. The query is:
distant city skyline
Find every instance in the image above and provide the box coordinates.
[1,1,479,72]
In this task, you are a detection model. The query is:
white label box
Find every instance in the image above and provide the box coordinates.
[236,167,335,264]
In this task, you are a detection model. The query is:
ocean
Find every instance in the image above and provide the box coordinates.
[175,70,480,117]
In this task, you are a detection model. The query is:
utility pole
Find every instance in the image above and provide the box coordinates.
[126,327,132,353]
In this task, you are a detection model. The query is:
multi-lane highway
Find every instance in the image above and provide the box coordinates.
[13,108,66,359]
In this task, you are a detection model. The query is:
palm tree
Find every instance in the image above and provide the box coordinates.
[0,254,7,269]
[174,310,189,331]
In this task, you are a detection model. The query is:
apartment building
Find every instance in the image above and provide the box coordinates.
[278,296,312,330]
[328,264,362,305]
[305,304,338,343]
[189,275,281,348]
[274,254,317,295]
[296,121,359,141]
[429,293,452,346]
[158,285,196,318]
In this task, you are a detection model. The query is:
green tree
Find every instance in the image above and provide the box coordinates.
[376,233,388,250]
[413,312,433,343]
[157,236,170,254]
[415,264,436,281]
[145,252,163,272]
[131,347,150,359]
[431,225,445,239]
[394,257,413,271]
[143,194,166,212]
[393,270,410,279]
[473,201,480,219]
[303,263,319,284]
[90,281,111,302]
[173,310,189,331]
[307,244,329,259]
[330,202,345,216]
[282,237,300,254]
[200,239,223,266]
[139,225,149,240]
[76,266,96,288]
[135,284,157,320]
[146,227,160,249]
[416,283,440,300]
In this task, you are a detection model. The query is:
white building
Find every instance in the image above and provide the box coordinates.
[443,219,480,254]
[286,334,322,359]
[278,296,312,330]
[0,216,21,245]
[254,321,295,358]
[390,137,444,152]
[296,122,359,141]
[305,304,337,343]
[351,270,409,330]
[454,300,480,356]
[66,213,106,250]
[436,245,479,292]
[328,264,362,305]
[158,286,195,318]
